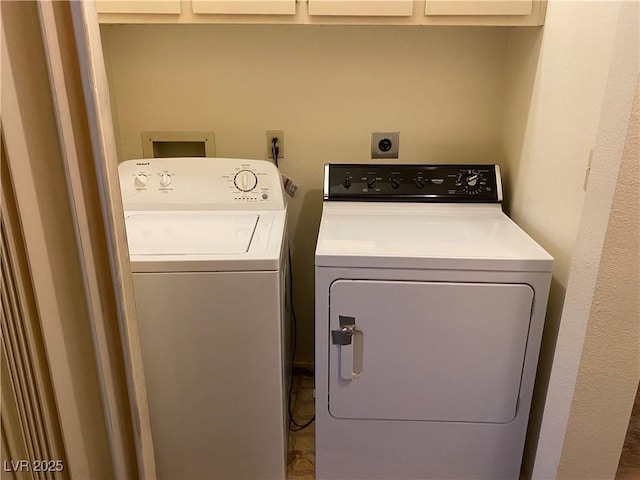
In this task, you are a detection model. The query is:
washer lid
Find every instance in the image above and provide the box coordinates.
[126,213,258,255]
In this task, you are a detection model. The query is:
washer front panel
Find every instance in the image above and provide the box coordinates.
[133,270,287,479]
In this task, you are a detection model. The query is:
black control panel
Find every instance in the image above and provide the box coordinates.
[324,164,502,203]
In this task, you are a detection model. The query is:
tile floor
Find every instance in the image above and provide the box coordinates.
[287,371,316,480]
[286,373,640,480]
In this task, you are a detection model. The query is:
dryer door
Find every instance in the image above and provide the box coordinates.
[328,280,534,423]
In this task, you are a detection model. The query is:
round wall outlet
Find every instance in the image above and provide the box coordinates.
[371,131,400,159]
[378,138,392,152]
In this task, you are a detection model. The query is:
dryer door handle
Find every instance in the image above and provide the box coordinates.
[332,316,363,381]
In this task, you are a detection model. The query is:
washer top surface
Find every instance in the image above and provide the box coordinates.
[316,164,553,272]
[119,157,287,272]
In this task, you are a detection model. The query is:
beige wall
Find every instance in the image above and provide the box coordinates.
[558,80,639,480]
[101,24,510,365]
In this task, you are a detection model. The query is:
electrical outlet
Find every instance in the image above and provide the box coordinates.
[266,130,284,160]
[371,131,399,159]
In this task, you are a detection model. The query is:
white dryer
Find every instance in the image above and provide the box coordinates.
[119,157,288,480]
[315,164,553,480]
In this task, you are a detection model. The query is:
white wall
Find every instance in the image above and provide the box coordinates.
[501,0,640,477]
[558,79,639,479]
[101,24,510,365]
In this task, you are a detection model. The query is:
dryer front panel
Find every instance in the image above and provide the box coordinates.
[328,280,534,424]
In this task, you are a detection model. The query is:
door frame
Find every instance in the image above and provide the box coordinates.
[2,1,156,477]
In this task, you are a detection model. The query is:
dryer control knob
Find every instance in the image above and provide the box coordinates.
[160,173,172,187]
[343,178,352,189]
[415,178,425,189]
[134,174,148,187]
[391,178,401,189]
[367,178,376,189]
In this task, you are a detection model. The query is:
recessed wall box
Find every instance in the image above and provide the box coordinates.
[142,131,216,159]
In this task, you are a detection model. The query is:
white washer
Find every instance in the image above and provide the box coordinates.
[119,157,288,480]
[315,164,553,480]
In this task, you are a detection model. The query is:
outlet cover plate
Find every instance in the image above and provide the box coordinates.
[371,131,399,159]
[267,130,284,159]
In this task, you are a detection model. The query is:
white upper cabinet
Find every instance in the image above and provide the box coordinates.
[192,0,296,15]
[97,0,546,24]
[426,0,533,17]
[307,0,413,16]
[96,0,181,14]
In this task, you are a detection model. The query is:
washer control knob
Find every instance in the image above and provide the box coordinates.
[343,177,352,189]
[415,178,425,189]
[134,174,148,187]
[367,178,376,189]
[234,170,258,192]
[160,173,172,187]
[390,178,401,189]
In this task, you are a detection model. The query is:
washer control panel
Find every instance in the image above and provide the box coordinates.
[324,164,502,203]
[119,157,285,211]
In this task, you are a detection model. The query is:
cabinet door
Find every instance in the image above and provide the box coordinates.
[192,0,296,15]
[95,0,181,14]
[308,0,413,16]
[426,0,533,16]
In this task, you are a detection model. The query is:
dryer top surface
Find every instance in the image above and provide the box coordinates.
[315,203,553,272]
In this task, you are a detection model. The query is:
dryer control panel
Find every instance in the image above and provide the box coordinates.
[324,164,502,203]
[119,157,286,211]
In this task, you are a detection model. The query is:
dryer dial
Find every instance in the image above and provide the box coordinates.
[234,170,258,192]
[456,170,486,195]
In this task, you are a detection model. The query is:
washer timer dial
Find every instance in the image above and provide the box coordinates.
[234,170,258,192]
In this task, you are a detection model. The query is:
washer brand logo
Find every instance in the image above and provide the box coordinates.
[136,162,150,166]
